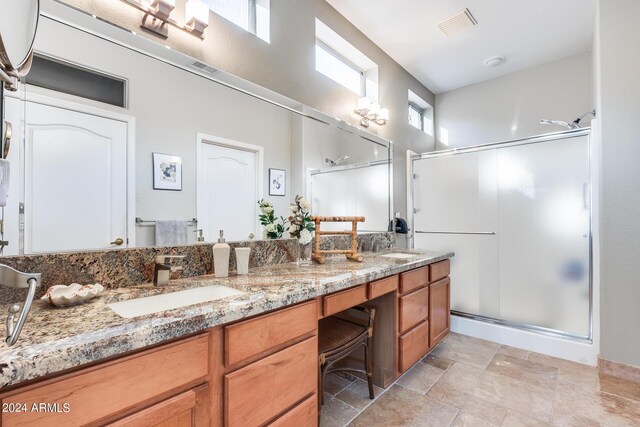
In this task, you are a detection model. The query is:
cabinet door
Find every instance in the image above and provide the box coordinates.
[398,320,430,373]
[108,385,209,427]
[429,278,451,348]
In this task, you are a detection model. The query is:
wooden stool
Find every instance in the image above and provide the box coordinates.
[318,306,376,408]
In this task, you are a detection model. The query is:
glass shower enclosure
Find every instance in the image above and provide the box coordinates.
[411,129,592,340]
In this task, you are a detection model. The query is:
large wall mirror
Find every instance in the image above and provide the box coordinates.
[0,4,392,255]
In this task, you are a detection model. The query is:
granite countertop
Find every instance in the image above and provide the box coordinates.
[0,248,453,389]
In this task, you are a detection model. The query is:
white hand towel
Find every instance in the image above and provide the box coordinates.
[155,220,188,246]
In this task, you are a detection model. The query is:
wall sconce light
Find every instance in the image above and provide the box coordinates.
[149,0,175,20]
[355,97,389,127]
[185,0,210,36]
[131,0,207,39]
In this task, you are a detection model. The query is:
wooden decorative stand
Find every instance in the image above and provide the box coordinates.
[311,216,365,264]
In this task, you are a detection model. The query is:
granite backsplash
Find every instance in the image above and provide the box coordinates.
[0,232,395,304]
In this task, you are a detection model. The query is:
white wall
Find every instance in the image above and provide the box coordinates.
[595,0,640,368]
[32,18,292,246]
[435,52,593,149]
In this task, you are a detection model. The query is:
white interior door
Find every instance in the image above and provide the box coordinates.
[199,141,259,242]
[23,102,129,253]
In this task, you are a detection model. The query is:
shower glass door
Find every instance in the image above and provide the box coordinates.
[413,132,591,339]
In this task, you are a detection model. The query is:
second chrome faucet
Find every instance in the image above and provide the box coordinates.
[154,255,185,286]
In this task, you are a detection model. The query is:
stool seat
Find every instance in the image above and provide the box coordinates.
[317,306,376,416]
[319,317,367,354]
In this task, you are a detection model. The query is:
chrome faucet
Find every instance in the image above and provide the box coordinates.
[0,264,41,346]
[154,255,185,286]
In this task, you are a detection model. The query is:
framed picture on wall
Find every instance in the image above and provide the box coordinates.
[153,152,182,191]
[269,168,286,196]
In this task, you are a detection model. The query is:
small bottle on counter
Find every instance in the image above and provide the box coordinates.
[213,230,230,278]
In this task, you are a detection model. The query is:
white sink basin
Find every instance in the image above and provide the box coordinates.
[107,285,246,318]
[380,253,416,260]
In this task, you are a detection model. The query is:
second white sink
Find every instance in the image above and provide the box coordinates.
[381,253,416,260]
[107,285,246,318]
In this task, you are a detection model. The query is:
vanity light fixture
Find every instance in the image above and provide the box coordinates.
[149,0,175,20]
[355,97,389,127]
[185,0,210,36]
[129,0,206,39]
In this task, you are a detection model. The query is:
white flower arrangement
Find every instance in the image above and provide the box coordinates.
[258,199,287,239]
[288,194,315,244]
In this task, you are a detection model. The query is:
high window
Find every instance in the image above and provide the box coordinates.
[408,90,434,136]
[315,19,378,100]
[206,0,270,42]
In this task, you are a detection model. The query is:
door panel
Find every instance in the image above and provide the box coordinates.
[497,137,590,336]
[24,101,128,253]
[200,142,257,242]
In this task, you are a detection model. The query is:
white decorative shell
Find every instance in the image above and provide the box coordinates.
[41,283,105,307]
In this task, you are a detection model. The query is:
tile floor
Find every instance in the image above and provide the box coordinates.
[319,333,640,426]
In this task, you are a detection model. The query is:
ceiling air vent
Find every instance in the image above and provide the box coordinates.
[437,8,478,36]
[192,60,219,75]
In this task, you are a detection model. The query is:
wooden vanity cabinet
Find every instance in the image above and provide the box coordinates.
[0,334,210,426]
[214,300,319,427]
[397,260,451,375]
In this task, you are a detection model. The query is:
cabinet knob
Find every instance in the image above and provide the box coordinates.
[110,238,124,246]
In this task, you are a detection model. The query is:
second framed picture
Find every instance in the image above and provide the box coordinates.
[153,152,182,191]
[269,168,286,196]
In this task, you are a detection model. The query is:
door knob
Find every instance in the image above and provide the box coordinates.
[110,238,124,246]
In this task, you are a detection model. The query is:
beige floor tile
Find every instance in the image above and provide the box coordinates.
[497,345,530,359]
[474,370,555,422]
[397,362,446,393]
[423,353,456,370]
[323,372,353,396]
[452,412,500,427]
[501,410,552,426]
[527,352,595,374]
[431,333,500,369]
[348,385,458,427]
[427,362,509,426]
[554,382,640,426]
[334,378,383,411]
[551,407,602,427]
[487,353,559,389]
[320,397,360,427]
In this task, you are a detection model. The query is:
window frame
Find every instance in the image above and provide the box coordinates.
[315,39,366,96]
[207,0,269,42]
[408,103,425,131]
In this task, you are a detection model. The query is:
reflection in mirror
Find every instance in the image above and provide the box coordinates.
[0,0,39,77]
[1,11,391,255]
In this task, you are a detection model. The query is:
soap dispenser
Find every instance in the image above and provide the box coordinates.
[213,230,230,278]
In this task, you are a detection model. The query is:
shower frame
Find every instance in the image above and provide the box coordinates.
[409,128,593,342]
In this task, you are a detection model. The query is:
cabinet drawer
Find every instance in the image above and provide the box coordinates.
[108,385,208,427]
[430,259,450,283]
[225,300,317,366]
[268,393,317,427]
[323,285,367,317]
[224,336,317,427]
[368,275,398,299]
[399,286,429,334]
[2,334,209,426]
[399,320,430,373]
[399,267,428,294]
